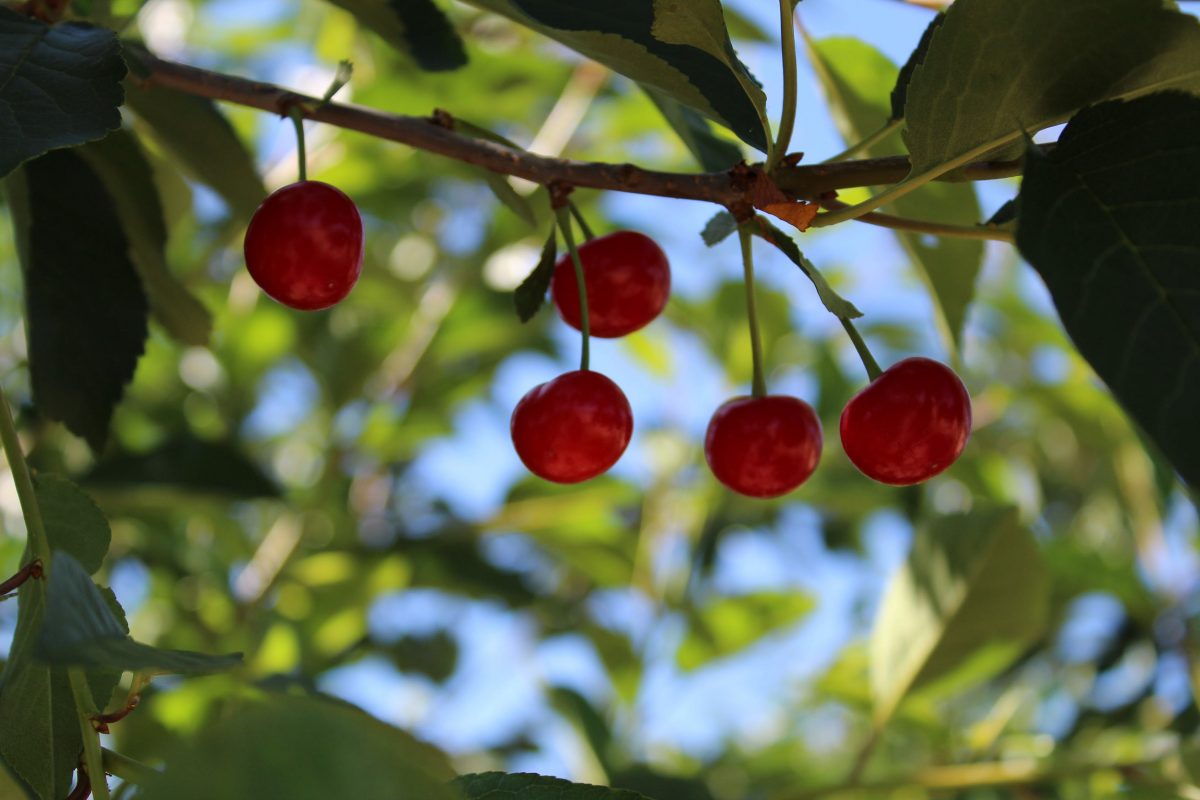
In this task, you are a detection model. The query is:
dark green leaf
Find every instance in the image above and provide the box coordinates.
[456,772,656,800]
[514,227,557,323]
[323,0,467,71]
[889,13,943,121]
[0,8,125,178]
[1015,92,1200,490]
[143,693,458,800]
[753,219,863,320]
[35,551,242,675]
[35,475,111,576]
[643,86,743,172]
[870,507,1049,726]
[987,198,1017,228]
[84,436,280,500]
[903,0,1200,175]
[811,37,982,350]
[385,631,458,682]
[122,47,266,221]
[700,211,737,247]
[5,149,149,452]
[78,129,212,346]
[460,0,769,151]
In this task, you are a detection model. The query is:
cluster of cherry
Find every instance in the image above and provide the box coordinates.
[243,180,972,499]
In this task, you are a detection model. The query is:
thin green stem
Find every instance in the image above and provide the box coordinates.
[840,318,883,382]
[289,107,308,182]
[102,748,157,787]
[738,226,768,398]
[810,132,1024,228]
[568,202,596,241]
[69,669,110,800]
[556,206,590,371]
[0,387,48,566]
[766,0,799,173]
[823,198,1015,243]
[822,119,904,164]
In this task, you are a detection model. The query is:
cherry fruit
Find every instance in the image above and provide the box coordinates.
[551,231,670,338]
[705,396,823,498]
[511,370,633,484]
[244,181,364,310]
[839,357,971,486]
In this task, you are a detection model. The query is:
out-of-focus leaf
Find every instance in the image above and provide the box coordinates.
[643,86,743,172]
[85,436,280,500]
[5,150,148,452]
[870,507,1049,725]
[514,227,557,322]
[456,772,656,800]
[79,129,211,346]
[677,591,814,671]
[0,8,125,178]
[483,171,537,228]
[385,631,458,682]
[122,48,266,221]
[810,36,982,351]
[323,0,467,71]
[903,0,1200,175]
[1016,93,1200,490]
[460,0,770,151]
[35,552,242,675]
[143,693,459,800]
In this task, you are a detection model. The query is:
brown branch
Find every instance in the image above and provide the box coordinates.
[132,52,1027,208]
[0,559,43,598]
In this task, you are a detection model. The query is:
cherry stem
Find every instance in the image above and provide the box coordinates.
[766,0,799,174]
[288,107,308,182]
[568,202,596,242]
[0,387,49,568]
[738,225,768,398]
[556,206,590,372]
[840,318,884,382]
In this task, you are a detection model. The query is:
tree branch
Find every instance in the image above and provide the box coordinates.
[132,52,1027,209]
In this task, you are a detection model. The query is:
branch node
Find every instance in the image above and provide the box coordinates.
[430,108,456,130]
[549,182,574,209]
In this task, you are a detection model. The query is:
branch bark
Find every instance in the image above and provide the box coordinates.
[132,52,1026,212]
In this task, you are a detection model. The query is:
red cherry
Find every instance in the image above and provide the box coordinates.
[839,357,972,486]
[244,181,364,310]
[705,396,823,498]
[511,370,633,484]
[551,231,670,338]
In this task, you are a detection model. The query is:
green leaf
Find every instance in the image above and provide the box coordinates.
[456,772,656,800]
[643,85,743,172]
[753,219,863,320]
[35,475,111,576]
[677,591,814,671]
[870,507,1049,726]
[810,36,983,351]
[459,0,770,152]
[514,227,557,323]
[142,693,459,800]
[322,0,467,71]
[903,0,1200,176]
[889,13,943,122]
[0,8,126,178]
[700,210,737,247]
[84,436,280,500]
[1015,92,1200,490]
[122,48,266,221]
[78,130,212,346]
[35,551,242,675]
[5,149,149,452]
[483,171,537,228]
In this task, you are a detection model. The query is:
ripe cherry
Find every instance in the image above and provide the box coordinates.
[511,370,634,484]
[839,357,972,486]
[705,396,823,498]
[244,181,364,310]
[551,231,670,338]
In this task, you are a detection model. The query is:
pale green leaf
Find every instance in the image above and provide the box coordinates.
[677,591,814,671]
